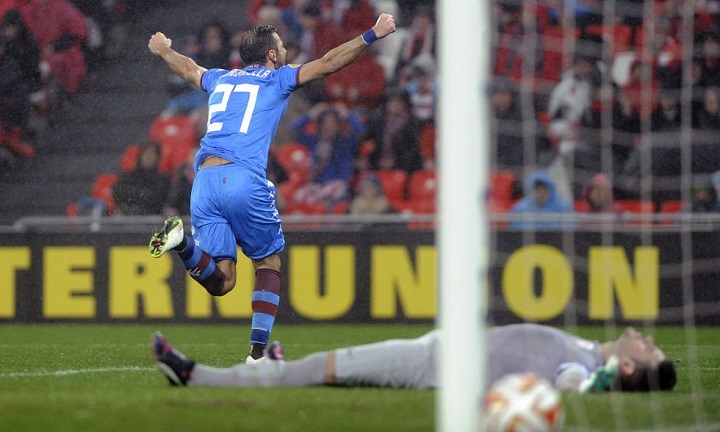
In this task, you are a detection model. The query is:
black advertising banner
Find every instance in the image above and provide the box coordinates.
[1,229,718,324]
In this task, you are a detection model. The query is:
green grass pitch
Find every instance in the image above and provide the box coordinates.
[0,324,718,431]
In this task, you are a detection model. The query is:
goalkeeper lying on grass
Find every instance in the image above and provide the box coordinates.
[150,324,676,393]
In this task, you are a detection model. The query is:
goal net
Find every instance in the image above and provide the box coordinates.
[481,0,720,430]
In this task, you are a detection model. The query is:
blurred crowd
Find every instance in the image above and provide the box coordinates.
[491,0,720,225]
[77,0,438,220]
[8,0,720,224]
[0,0,170,167]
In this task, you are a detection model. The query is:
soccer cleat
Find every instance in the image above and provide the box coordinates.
[245,342,266,364]
[149,216,184,258]
[245,341,285,364]
[245,355,264,364]
[150,331,195,386]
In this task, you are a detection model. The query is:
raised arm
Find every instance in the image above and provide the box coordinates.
[298,13,396,85]
[148,32,207,91]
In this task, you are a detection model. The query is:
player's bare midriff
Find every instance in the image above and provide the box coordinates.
[199,156,232,168]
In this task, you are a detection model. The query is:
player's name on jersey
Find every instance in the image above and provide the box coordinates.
[224,68,271,79]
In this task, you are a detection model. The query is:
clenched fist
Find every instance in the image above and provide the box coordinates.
[148,32,173,56]
[372,14,396,39]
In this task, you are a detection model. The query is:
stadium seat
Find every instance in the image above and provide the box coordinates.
[284,201,328,215]
[148,115,198,172]
[277,181,301,204]
[399,199,436,230]
[489,196,514,214]
[66,202,78,217]
[331,200,351,215]
[658,200,686,226]
[489,170,516,203]
[660,200,686,213]
[617,200,656,226]
[407,170,437,203]
[282,201,327,229]
[275,142,312,185]
[418,124,435,167]
[574,200,590,212]
[356,169,408,209]
[91,173,118,214]
[357,139,375,157]
[617,200,656,214]
[585,23,633,56]
[119,144,140,172]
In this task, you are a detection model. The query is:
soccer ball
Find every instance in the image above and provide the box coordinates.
[481,372,565,432]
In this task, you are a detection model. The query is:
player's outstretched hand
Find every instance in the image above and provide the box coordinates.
[579,355,620,393]
[148,32,172,56]
[373,13,396,39]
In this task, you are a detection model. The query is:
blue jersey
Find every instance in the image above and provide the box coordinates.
[195,64,302,175]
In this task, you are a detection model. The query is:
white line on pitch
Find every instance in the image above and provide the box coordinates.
[565,422,720,432]
[0,366,154,378]
[630,423,720,432]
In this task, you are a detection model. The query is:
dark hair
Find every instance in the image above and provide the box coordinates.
[1,8,23,28]
[199,21,230,47]
[238,25,278,66]
[136,141,162,170]
[616,359,677,392]
[383,87,411,108]
[302,4,321,18]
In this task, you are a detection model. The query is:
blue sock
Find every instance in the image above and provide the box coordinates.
[176,236,226,296]
[250,269,281,345]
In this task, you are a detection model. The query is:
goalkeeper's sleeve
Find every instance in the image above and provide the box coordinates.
[579,355,620,394]
[554,362,590,393]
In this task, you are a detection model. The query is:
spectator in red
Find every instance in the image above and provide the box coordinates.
[320,0,376,40]
[635,16,682,88]
[581,173,624,214]
[323,49,385,113]
[493,2,524,83]
[19,0,88,94]
[697,30,720,88]
[297,3,344,60]
[395,5,435,76]
[0,1,29,21]
[359,88,423,174]
[621,60,659,119]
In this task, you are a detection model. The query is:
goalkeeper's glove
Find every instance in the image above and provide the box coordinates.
[579,355,619,394]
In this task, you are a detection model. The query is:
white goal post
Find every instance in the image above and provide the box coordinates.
[436,0,489,431]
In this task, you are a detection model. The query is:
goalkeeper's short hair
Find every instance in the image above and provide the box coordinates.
[616,360,677,392]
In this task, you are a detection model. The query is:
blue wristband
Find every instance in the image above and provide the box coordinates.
[361,29,377,45]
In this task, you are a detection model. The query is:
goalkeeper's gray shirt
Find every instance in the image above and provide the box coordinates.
[484,323,604,388]
[334,323,604,389]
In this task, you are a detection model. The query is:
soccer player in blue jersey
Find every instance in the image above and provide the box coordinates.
[150,324,677,393]
[147,14,397,363]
